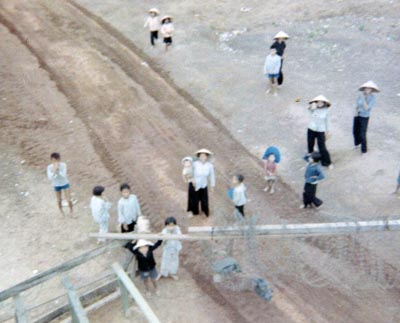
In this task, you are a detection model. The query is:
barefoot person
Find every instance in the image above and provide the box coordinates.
[193,149,215,217]
[353,81,380,154]
[144,8,160,46]
[159,217,182,280]
[125,239,163,297]
[161,16,174,52]
[182,156,196,217]
[307,95,333,169]
[230,174,247,217]
[118,183,141,233]
[90,186,111,243]
[301,152,325,209]
[47,152,73,216]
[262,146,281,194]
[270,31,289,86]
[263,48,281,96]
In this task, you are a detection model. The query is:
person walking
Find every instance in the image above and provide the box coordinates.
[263,48,281,96]
[353,81,380,154]
[90,186,111,243]
[47,152,73,216]
[181,156,196,217]
[144,8,160,46]
[230,174,247,217]
[118,183,141,233]
[301,152,326,209]
[193,149,215,217]
[270,31,289,86]
[158,217,182,280]
[161,16,174,52]
[307,95,333,169]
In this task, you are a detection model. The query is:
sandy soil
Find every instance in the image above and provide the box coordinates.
[0,0,399,322]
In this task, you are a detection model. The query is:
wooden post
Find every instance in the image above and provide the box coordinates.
[117,278,130,317]
[14,294,29,323]
[61,277,89,323]
[112,263,161,323]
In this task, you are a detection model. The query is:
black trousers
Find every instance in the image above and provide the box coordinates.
[121,221,136,233]
[303,183,323,208]
[307,128,332,166]
[150,31,158,46]
[187,183,197,213]
[235,205,245,217]
[278,58,284,85]
[353,116,369,153]
[193,187,209,216]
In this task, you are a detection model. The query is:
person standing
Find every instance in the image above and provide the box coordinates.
[158,217,182,280]
[47,152,73,216]
[144,8,160,46]
[270,31,289,86]
[161,16,174,52]
[353,81,380,154]
[90,186,111,243]
[307,95,333,169]
[262,146,281,194]
[301,152,326,209]
[193,149,215,217]
[118,183,141,233]
[181,156,196,217]
[263,48,281,96]
[230,174,247,217]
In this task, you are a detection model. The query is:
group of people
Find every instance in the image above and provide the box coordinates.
[144,8,174,51]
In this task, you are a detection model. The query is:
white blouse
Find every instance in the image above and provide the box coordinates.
[193,160,215,190]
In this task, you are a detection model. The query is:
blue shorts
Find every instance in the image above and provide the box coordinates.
[268,73,279,79]
[54,183,70,192]
[140,268,158,281]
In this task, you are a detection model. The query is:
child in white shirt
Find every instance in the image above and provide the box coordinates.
[161,16,174,52]
[90,186,112,243]
[230,174,247,217]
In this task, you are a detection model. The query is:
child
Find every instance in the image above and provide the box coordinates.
[125,239,163,297]
[301,152,325,209]
[262,146,281,194]
[182,156,196,217]
[159,217,182,280]
[230,174,247,217]
[270,31,289,86]
[144,8,160,46]
[118,183,142,233]
[46,152,73,216]
[161,16,174,52]
[392,169,400,196]
[90,186,111,243]
[263,48,281,96]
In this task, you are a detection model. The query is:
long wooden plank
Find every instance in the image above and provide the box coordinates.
[112,263,160,323]
[62,277,89,323]
[0,241,122,302]
[89,232,209,241]
[14,294,29,323]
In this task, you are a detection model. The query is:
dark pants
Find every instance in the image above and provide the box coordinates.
[303,183,323,208]
[235,205,245,217]
[307,128,332,166]
[121,221,136,233]
[193,187,209,216]
[353,116,369,153]
[187,183,197,213]
[278,58,284,85]
[150,31,158,46]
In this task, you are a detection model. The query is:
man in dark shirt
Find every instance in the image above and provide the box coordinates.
[125,239,162,296]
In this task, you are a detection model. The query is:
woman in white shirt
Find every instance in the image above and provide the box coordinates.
[144,8,160,46]
[161,16,174,52]
[307,95,333,169]
[192,149,215,217]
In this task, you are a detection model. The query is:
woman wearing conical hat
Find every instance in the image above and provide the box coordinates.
[192,149,215,217]
[353,81,380,154]
[270,31,289,86]
[144,8,161,47]
[307,95,333,169]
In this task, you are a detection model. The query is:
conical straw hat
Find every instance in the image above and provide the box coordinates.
[273,31,290,39]
[309,95,331,107]
[359,81,380,92]
[133,239,154,250]
[195,148,213,156]
[181,156,193,165]
[148,8,159,15]
[161,15,173,23]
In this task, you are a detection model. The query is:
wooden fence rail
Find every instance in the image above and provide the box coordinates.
[61,277,89,323]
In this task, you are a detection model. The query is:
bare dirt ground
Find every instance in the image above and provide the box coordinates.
[0,0,399,322]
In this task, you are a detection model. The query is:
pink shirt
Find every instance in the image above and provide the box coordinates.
[265,160,277,176]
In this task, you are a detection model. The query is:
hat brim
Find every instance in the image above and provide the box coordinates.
[195,149,213,156]
[359,86,380,93]
[161,16,173,23]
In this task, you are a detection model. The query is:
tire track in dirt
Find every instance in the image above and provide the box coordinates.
[0,1,399,322]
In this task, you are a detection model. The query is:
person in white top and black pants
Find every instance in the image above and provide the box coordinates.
[307,95,333,169]
[192,149,215,217]
[144,8,160,46]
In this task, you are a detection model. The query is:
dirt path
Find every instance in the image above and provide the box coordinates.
[0,0,399,322]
